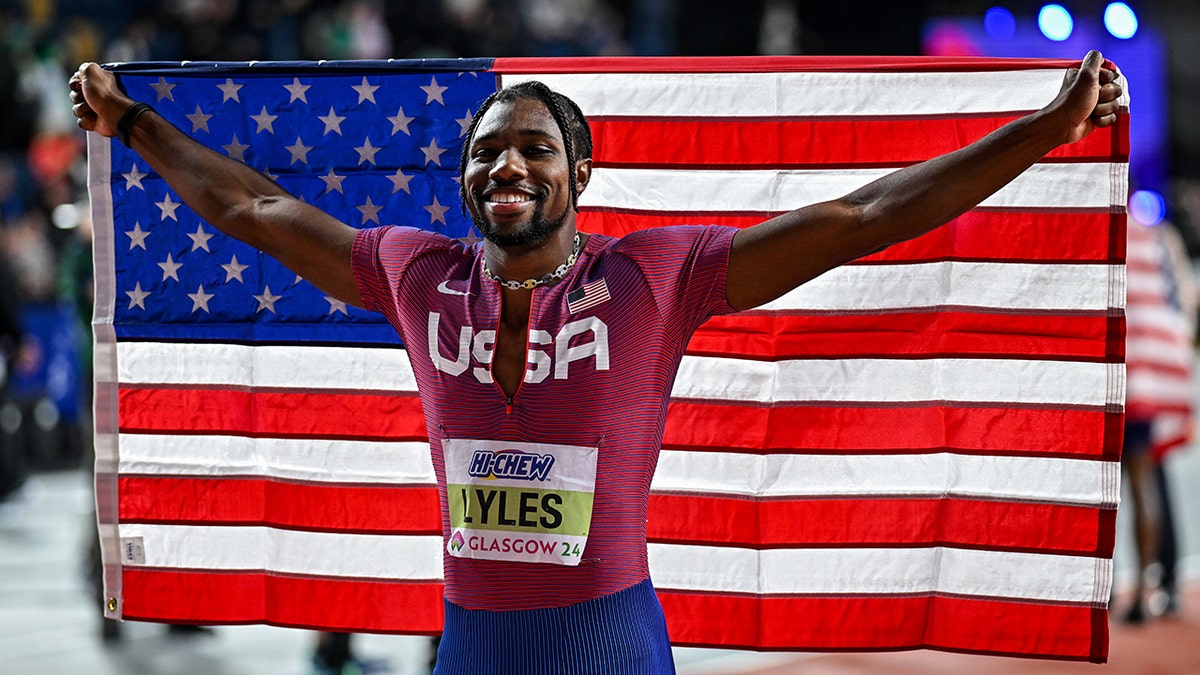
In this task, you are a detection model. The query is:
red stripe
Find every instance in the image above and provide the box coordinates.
[690,312,1122,361]
[118,476,441,534]
[579,210,1121,263]
[494,55,1084,74]
[119,388,1121,458]
[118,388,426,440]
[119,568,444,633]
[115,476,1113,557]
[118,569,1107,661]
[658,592,1106,662]
[665,402,1124,460]
[647,494,1115,556]
[591,118,1117,168]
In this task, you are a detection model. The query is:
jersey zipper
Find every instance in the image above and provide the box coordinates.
[492,287,536,415]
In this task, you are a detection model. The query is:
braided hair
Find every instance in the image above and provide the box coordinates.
[459,81,593,213]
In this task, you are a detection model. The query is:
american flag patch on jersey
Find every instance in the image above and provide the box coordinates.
[566,278,610,313]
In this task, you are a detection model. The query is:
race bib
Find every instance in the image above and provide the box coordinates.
[443,438,598,566]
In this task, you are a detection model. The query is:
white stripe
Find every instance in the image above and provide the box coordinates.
[117,342,1120,408]
[116,523,1109,604]
[582,163,1120,212]
[647,544,1110,604]
[502,70,1070,117]
[652,451,1114,506]
[1127,336,1193,368]
[114,341,416,389]
[761,261,1118,312]
[672,356,1121,407]
[118,434,435,483]
[117,433,1112,507]
[119,524,443,579]
[1126,370,1193,403]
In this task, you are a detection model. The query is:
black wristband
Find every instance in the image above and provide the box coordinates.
[116,102,153,148]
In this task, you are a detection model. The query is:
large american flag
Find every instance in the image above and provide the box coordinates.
[1126,219,1194,456]
[90,56,1128,662]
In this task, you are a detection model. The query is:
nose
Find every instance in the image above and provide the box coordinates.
[489,148,527,181]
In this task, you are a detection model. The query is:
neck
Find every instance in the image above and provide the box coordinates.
[484,225,581,286]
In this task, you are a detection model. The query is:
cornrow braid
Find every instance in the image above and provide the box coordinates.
[459,81,593,214]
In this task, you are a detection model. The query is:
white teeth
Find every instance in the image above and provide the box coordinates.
[488,193,529,204]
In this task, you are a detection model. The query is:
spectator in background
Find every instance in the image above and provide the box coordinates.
[1121,216,1197,623]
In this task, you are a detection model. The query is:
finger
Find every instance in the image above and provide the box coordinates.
[1098,68,1118,85]
[1081,50,1104,74]
[1099,81,1123,102]
[1092,100,1122,118]
[1091,112,1118,128]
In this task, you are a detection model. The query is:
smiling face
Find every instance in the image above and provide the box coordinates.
[463,96,588,248]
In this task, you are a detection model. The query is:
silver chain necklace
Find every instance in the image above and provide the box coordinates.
[483,233,582,290]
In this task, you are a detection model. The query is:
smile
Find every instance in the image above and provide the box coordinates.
[487,191,533,204]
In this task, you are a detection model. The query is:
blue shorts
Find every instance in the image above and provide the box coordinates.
[1124,418,1153,457]
[434,577,675,674]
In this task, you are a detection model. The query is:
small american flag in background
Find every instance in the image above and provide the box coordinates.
[566,277,610,314]
[90,55,1128,662]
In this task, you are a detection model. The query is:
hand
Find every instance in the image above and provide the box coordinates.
[69,63,133,139]
[1053,50,1123,145]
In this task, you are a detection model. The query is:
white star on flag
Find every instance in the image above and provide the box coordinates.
[352,77,379,104]
[217,78,243,102]
[223,135,249,162]
[188,285,214,313]
[421,138,447,166]
[354,138,381,165]
[456,110,473,136]
[325,296,349,316]
[319,107,346,135]
[286,137,313,165]
[125,222,150,250]
[221,255,249,282]
[122,164,148,190]
[158,253,182,281]
[155,193,181,221]
[188,225,214,252]
[125,282,150,310]
[388,108,414,135]
[253,286,282,313]
[420,76,447,105]
[357,196,382,224]
[150,77,176,101]
[284,77,310,103]
[251,107,278,134]
[387,169,412,194]
[457,228,482,247]
[186,105,212,133]
[425,195,449,224]
[321,168,346,194]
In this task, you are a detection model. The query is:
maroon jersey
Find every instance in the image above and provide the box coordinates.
[353,225,736,610]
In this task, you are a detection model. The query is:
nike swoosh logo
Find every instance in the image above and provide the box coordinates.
[437,281,472,297]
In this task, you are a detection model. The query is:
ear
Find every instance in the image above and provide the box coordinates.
[575,157,593,196]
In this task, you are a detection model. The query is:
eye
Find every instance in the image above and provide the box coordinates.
[471,147,497,160]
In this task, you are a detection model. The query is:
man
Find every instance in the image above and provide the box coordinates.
[70,52,1122,673]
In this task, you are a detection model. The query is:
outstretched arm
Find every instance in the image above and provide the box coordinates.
[70,63,364,307]
[726,50,1124,311]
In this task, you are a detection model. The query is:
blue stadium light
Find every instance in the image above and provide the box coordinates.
[983,7,1017,40]
[1038,4,1074,41]
[1104,2,1138,39]
[1129,189,1166,226]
